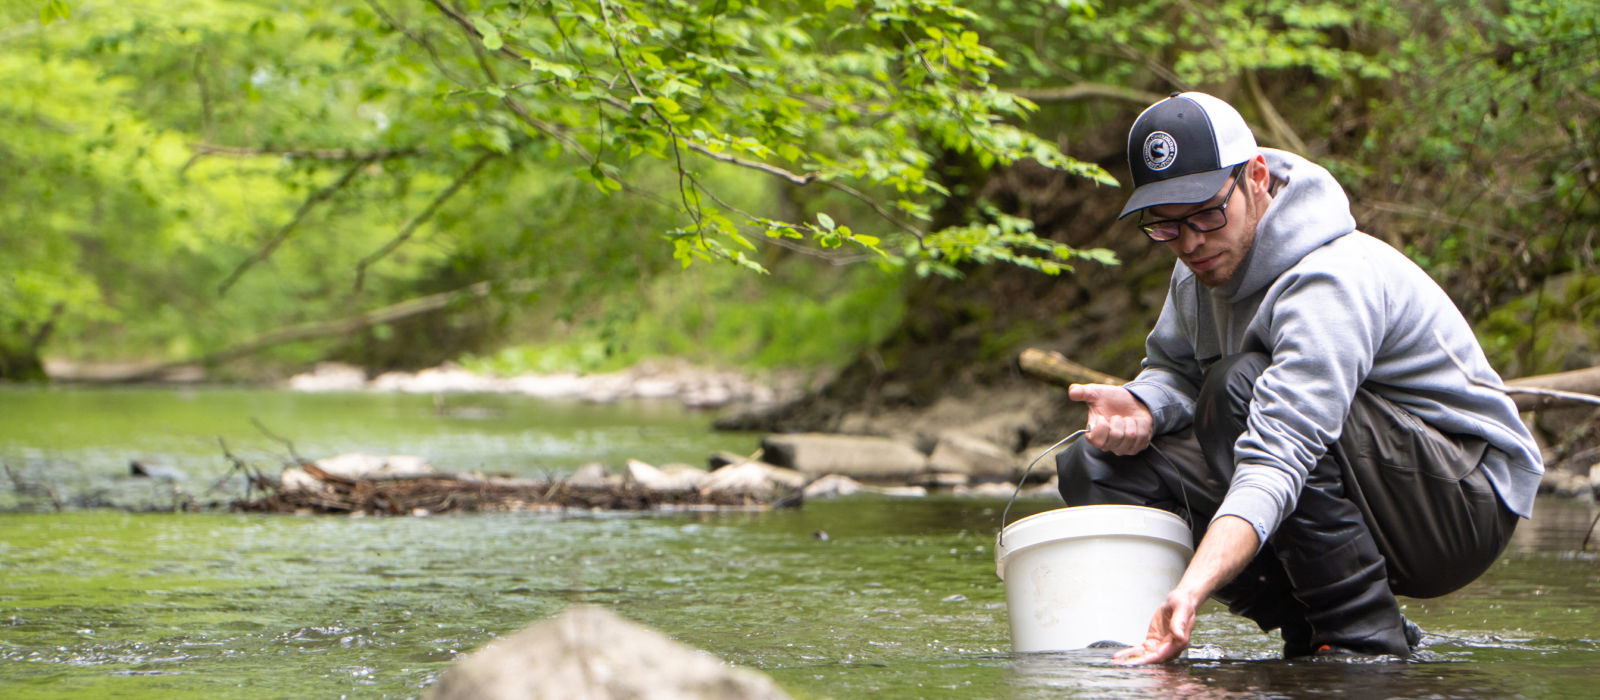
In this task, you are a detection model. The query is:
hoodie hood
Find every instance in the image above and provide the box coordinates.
[1215,149,1357,303]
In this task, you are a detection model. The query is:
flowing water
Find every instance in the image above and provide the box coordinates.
[2,387,1598,699]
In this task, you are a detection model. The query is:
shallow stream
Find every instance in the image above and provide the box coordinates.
[2,388,1598,699]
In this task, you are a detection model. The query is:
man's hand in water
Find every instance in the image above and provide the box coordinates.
[1068,384,1153,455]
[1113,516,1259,665]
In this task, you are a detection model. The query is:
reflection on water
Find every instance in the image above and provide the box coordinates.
[1,389,1598,699]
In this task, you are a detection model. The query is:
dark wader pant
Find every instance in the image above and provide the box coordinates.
[1055,352,1518,657]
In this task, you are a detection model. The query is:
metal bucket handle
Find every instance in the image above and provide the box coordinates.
[998,429,1086,546]
[998,430,1195,548]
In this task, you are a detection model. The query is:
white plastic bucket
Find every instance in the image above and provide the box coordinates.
[995,505,1194,652]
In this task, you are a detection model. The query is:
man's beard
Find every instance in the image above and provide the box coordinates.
[1194,201,1262,288]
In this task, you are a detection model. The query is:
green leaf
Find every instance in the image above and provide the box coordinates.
[816,212,836,230]
[40,0,69,25]
[471,17,503,51]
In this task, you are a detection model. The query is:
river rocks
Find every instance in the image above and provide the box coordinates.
[927,433,1015,482]
[801,474,928,499]
[759,433,927,481]
[566,463,620,489]
[424,606,792,700]
[277,453,438,494]
[625,460,706,492]
[287,362,367,392]
[315,453,438,480]
[700,462,806,497]
[285,359,830,411]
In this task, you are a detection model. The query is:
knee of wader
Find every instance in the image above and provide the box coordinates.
[1195,352,1272,435]
[1055,439,1109,507]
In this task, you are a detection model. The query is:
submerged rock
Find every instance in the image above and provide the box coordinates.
[129,459,186,481]
[759,433,927,481]
[424,606,793,700]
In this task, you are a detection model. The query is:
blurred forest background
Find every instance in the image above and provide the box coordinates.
[2,0,1597,409]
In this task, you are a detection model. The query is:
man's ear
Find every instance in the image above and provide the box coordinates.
[1248,154,1271,193]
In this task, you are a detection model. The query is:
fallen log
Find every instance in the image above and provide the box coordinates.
[1016,348,1126,388]
[52,279,536,383]
[1507,366,1600,411]
[1018,346,1600,411]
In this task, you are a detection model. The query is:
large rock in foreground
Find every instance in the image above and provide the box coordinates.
[425,606,792,700]
[759,433,927,481]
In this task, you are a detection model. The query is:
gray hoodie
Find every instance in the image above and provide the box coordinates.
[1123,149,1543,548]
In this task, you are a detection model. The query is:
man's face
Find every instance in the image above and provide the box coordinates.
[1146,162,1262,288]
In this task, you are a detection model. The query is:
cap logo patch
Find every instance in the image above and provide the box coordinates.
[1143,131,1178,171]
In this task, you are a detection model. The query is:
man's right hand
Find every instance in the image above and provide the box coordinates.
[1068,384,1154,455]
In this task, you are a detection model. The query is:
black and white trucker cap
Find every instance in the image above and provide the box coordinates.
[1118,92,1258,220]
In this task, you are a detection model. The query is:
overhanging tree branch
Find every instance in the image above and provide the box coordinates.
[1241,69,1310,156]
[353,151,498,291]
[218,159,371,296]
[64,280,539,383]
[188,144,425,161]
[682,140,817,186]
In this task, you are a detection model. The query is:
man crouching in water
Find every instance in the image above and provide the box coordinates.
[1057,92,1543,662]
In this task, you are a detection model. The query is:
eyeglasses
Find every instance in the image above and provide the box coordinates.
[1137,164,1246,242]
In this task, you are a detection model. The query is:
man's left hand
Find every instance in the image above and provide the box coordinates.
[1112,587,1202,664]
[1111,515,1260,665]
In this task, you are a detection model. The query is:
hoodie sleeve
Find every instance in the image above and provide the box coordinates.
[1212,262,1388,549]
[1123,278,1204,435]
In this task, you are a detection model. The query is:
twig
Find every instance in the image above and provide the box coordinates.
[353,151,498,291]
[687,177,876,264]
[208,437,253,498]
[1360,201,1519,243]
[681,140,817,186]
[365,0,470,85]
[1114,43,1191,92]
[422,0,591,157]
[1583,509,1600,552]
[1241,69,1310,156]
[218,160,371,296]
[187,143,424,162]
[251,418,309,465]
[4,463,63,512]
[821,180,926,242]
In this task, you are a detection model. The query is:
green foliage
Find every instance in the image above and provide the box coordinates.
[464,261,905,373]
[5,0,1598,379]
[972,0,1600,376]
[0,0,1117,373]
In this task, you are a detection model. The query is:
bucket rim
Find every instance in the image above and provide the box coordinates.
[1002,504,1189,535]
[994,505,1193,578]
